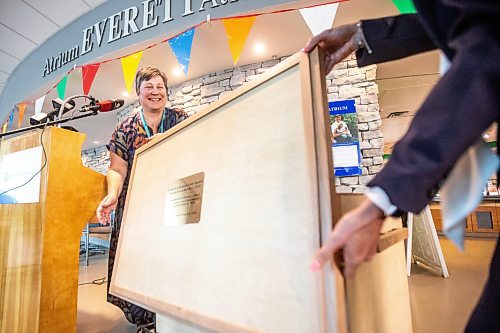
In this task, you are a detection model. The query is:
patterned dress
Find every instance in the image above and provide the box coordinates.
[106,107,187,326]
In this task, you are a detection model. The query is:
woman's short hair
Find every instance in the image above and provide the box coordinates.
[135,66,168,95]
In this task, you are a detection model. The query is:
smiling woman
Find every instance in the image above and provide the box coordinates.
[95,66,188,331]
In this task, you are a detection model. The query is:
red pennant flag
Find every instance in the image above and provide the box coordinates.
[82,64,100,95]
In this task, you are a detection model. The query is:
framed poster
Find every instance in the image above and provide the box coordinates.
[0,146,43,204]
[329,100,362,176]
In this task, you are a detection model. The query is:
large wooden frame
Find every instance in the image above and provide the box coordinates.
[111,49,345,332]
[111,49,411,333]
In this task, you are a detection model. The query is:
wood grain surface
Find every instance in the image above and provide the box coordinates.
[0,127,106,332]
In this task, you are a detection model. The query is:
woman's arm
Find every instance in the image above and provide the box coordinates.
[96,152,128,224]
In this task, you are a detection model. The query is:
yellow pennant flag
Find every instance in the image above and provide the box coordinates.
[2,122,7,135]
[121,51,143,93]
[17,103,27,128]
[223,16,256,65]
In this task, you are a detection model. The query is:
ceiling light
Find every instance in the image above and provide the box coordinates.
[483,133,490,139]
[173,66,184,77]
[254,42,265,55]
[122,91,129,97]
[93,141,99,145]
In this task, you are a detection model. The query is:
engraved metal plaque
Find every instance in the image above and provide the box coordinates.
[163,172,204,226]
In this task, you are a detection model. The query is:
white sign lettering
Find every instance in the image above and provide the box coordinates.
[42,0,243,77]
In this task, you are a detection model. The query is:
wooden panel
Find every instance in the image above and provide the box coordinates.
[429,202,443,231]
[0,127,106,332]
[338,194,412,333]
[345,229,411,333]
[111,50,341,333]
[377,228,408,253]
[429,202,473,232]
[471,204,499,233]
[306,48,347,332]
[497,205,500,232]
[0,130,47,333]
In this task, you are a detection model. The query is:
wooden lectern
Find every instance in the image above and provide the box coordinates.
[111,49,412,332]
[0,127,106,332]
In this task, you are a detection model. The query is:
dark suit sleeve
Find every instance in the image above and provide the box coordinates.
[368,20,500,212]
[355,14,437,66]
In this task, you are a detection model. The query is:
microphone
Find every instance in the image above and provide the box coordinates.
[29,98,76,125]
[82,99,125,112]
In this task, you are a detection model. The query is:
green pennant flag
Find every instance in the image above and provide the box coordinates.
[57,75,68,100]
[392,0,417,14]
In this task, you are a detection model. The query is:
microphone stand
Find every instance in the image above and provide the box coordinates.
[56,94,95,128]
[0,109,99,138]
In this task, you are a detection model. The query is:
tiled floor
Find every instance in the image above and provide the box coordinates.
[408,237,497,333]
[77,237,497,332]
[77,255,135,333]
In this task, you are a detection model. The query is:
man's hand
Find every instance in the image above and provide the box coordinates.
[96,193,118,225]
[303,23,360,73]
[311,198,385,278]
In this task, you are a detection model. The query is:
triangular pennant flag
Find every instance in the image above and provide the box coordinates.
[300,3,339,36]
[8,111,14,130]
[35,95,46,115]
[223,16,256,65]
[168,28,195,76]
[392,0,417,14]
[17,103,27,128]
[2,122,7,135]
[121,51,143,93]
[82,64,100,95]
[57,75,68,100]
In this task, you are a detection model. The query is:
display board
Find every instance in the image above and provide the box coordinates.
[111,49,345,333]
[110,49,412,333]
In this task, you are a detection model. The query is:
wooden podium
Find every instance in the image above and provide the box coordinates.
[111,49,412,332]
[0,127,106,332]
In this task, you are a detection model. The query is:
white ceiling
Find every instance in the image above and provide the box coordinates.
[0,0,107,94]
[0,0,442,150]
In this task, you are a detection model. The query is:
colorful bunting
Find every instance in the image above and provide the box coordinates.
[8,111,14,130]
[168,28,195,76]
[57,75,68,100]
[121,51,143,93]
[35,95,46,115]
[17,103,27,128]
[300,3,339,36]
[223,16,256,65]
[392,0,417,14]
[82,64,101,95]
[7,4,358,114]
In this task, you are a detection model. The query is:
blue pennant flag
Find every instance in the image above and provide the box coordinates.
[8,111,14,130]
[168,28,195,76]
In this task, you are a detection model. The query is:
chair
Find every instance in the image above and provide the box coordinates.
[82,213,113,266]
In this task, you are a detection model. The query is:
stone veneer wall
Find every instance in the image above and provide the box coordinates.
[81,53,383,193]
[81,145,109,175]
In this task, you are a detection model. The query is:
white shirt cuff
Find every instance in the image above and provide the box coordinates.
[364,186,398,216]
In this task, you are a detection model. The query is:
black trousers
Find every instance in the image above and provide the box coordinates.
[465,238,500,332]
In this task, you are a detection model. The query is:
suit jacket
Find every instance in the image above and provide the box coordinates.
[354,0,500,213]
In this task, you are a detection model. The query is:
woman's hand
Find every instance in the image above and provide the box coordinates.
[96,193,118,225]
